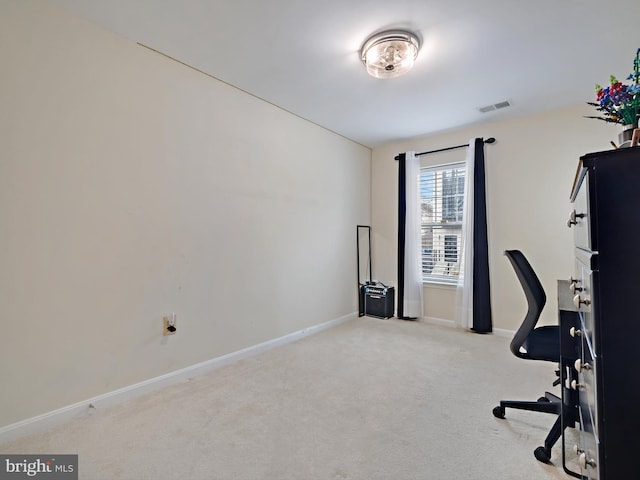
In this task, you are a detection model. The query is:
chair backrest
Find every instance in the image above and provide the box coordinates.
[504,250,546,359]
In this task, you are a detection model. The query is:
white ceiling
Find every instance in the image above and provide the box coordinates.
[50,0,640,147]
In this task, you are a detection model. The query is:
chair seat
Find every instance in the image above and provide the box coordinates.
[522,326,559,363]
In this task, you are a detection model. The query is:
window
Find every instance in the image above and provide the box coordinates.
[420,162,465,284]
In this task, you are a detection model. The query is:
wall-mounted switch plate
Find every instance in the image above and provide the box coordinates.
[163,314,177,336]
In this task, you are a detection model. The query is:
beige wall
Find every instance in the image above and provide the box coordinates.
[372,104,621,332]
[0,0,371,428]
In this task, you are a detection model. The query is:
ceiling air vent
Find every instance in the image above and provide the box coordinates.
[478,100,511,113]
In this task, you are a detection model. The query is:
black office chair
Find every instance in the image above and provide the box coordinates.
[492,250,568,464]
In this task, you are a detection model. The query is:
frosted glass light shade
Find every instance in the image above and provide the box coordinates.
[360,30,420,79]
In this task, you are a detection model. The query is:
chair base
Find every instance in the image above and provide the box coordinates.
[493,391,561,418]
[493,392,569,464]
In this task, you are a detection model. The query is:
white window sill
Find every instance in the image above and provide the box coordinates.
[422,280,458,290]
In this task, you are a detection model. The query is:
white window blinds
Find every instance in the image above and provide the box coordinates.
[420,162,466,284]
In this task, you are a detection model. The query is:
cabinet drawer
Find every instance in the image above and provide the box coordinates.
[574,252,595,350]
[578,405,600,480]
[578,337,598,440]
[571,170,593,251]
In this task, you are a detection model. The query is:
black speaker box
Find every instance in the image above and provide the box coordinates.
[360,284,395,319]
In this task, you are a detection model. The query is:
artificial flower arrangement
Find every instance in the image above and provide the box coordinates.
[586,48,640,128]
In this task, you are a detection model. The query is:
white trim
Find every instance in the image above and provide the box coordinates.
[0,312,357,445]
[491,327,516,338]
[421,315,516,339]
[421,316,455,328]
[422,281,457,290]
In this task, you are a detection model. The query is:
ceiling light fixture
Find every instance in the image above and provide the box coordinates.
[360,30,421,79]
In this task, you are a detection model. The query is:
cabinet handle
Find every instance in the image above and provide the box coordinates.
[569,281,583,293]
[569,327,583,337]
[579,452,596,469]
[567,210,585,227]
[571,379,584,390]
[573,294,591,309]
[574,359,591,372]
[573,444,584,455]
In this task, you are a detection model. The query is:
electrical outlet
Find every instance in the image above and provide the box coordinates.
[163,313,177,336]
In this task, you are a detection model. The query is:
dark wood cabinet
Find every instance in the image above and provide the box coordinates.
[566,147,640,479]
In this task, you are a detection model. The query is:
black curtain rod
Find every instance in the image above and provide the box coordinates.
[394,137,496,160]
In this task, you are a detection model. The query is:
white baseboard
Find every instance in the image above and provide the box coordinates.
[421,316,456,328]
[0,312,357,445]
[421,316,516,339]
[490,327,516,338]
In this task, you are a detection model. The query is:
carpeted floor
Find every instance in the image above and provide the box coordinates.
[1,317,579,479]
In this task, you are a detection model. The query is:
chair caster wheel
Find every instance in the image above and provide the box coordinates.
[537,396,550,403]
[534,446,551,464]
[492,406,505,419]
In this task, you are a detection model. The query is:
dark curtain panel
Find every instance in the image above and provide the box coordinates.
[397,153,407,319]
[471,138,492,332]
